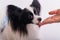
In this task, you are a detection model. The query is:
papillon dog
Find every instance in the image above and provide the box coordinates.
[3,0,41,40]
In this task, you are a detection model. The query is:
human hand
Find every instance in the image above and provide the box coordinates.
[40,9,60,26]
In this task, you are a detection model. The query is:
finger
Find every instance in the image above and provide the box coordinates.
[49,9,60,15]
[49,10,56,15]
[56,9,60,14]
[40,15,60,26]
[40,18,54,26]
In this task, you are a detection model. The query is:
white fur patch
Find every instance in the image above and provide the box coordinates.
[32,15,41,24]
[2,22,40,40]
[27,24,40,40]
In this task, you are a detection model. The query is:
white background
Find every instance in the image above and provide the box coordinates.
[0,0,60,40]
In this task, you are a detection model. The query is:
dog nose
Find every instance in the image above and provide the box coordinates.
[38,18,42,21]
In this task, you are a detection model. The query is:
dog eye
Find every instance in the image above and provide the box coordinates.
[28,15,33,19]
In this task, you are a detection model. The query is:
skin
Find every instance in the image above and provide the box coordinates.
[40,9,60,26]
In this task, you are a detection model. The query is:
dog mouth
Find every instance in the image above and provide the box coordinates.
[36,22,40,27]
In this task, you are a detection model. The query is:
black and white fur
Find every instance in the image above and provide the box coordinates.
[3,0,41,40]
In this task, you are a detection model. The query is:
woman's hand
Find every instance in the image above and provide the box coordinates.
[40,9,60,26]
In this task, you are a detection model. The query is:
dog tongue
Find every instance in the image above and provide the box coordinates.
[37,22,41,27]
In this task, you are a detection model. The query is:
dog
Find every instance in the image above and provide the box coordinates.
[2,0,41,40]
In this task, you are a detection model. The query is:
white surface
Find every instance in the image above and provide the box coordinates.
[0,0,60,40]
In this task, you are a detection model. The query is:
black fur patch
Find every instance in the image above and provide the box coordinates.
[30,0,41,15]
[7,5,34,35]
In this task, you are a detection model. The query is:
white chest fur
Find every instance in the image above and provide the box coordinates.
[3,24,40,40]
[27,24,40,40]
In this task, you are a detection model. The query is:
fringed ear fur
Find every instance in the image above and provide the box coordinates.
[7,5,23,20]
[30,0,41,15]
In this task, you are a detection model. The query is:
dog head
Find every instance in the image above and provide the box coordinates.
[7,0,41,34]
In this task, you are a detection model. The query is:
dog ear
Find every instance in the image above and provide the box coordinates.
[30,0,41,15]
[7,5,22,20]
[7,5,22,16]
[7,5,22,15]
